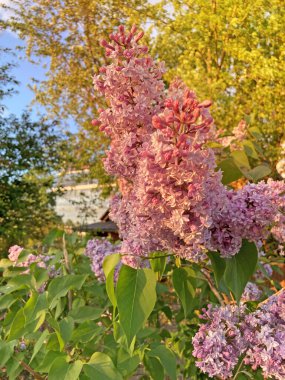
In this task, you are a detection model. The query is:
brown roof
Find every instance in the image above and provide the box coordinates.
[76,221,118,233]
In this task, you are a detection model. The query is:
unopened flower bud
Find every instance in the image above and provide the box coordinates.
[134,31,144,42]
[131,25,137,34]
[152,115,163,129]
[198,100,212,108]
[173,100,179,113]
[91,119,100,126]
[164,98,173,108]
[100,39,115,51]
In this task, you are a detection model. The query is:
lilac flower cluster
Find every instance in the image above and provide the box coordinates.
[8,245,58,274]
[8,245,60,291]
[265,179,285,244]
[192,304,247,379]
[218,120,248,149]
[8,245,24,262]
[241,282,262,303]
[255,244,273,280]
[207,181,285,257]
[84,238,121,281]
[94,27,225,263]
[243,290,285,379]
[193,290,285,379]
[93,25,285,263]
[93,25,165,180]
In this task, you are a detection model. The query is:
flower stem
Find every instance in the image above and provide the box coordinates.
[201,268,225,306]
[233,358,245,380]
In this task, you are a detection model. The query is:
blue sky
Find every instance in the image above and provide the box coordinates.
[1,29,78,132]
[1,30,47,117]
[0,1,161,134]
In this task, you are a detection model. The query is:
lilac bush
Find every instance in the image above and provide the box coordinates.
[86,25,285,379]
[0,25,284,380]
[93,25,285,265]
[90,26,285,379]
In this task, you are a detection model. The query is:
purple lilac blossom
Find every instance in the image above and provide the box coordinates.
[85,238,121,281]
[241,282,262,303]
[254,244,273,280]
[193,291,285,379]
[243,290,285,380]
[192,304,247,379]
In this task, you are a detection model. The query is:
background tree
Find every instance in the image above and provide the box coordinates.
[0,57,64,252]
[2,0,284,175]
[0,49,19,113]
[1,0,155,189]
[152,0,285,162]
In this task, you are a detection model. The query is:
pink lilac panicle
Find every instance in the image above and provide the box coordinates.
[8,246,60,291]
[93,25,165,180]
[218,120,247,148]
[8,245,24,262]
[94,25,285,263]
[93,26,225,262]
